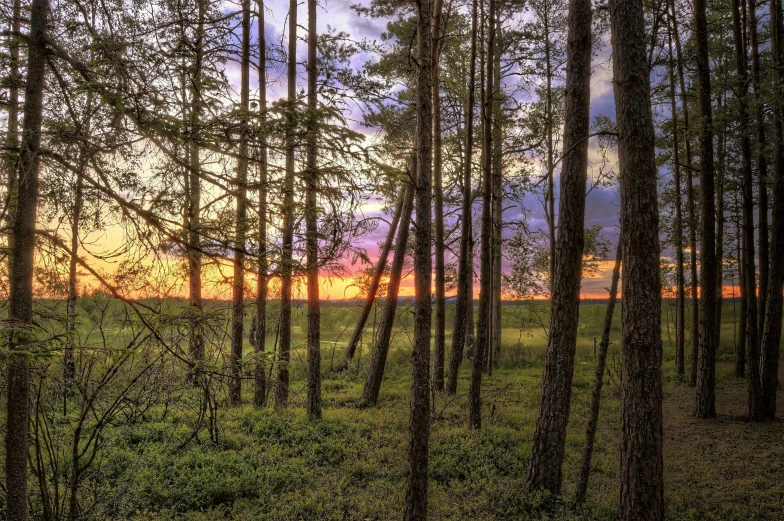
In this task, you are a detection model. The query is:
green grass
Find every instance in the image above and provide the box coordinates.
[4,298,783,520]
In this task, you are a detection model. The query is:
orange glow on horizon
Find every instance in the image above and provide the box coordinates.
[66,248,748,302]
[77,272,744,302]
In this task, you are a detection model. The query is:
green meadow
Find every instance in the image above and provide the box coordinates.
[4,298,783,520]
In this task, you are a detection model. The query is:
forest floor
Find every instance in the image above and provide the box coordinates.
[12,300,784,520]
[663,363,784,520]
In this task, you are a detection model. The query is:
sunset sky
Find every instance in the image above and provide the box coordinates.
[63,0,743,302]
[251,0,626,300]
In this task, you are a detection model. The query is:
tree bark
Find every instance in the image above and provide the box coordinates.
[749,0,769,338]
[431,0,447,393]
[670,0,700,386]
[575,236,621,505]
[230,0,251,405]
[490,24,503,372]
[714,94,726,343]
[187,0,205,382]
[544,12,556,289]
[446,0,478,396]
[761,0,784,419]
[6,0,49,518]
[526,0,591,493]
[305,0,321,420]
[468,0,483,367]
[344,192,405,364]
[667,21,686,378]
[65,92,94,383]
[732,0,764,419]
[65,170,84,383]
[3,0,21,262]
[469,0,496,430]
[694,0,719,418]
[361,177,415,407]
[609,0,665,514]
[404,0,434,511]
[254,0,269,408]
[737,224,748,376]
[466,263,476,352]
[275,0,298,410]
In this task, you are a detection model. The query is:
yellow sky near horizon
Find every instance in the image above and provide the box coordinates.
[66,249,744,302]
[49,193,744,302]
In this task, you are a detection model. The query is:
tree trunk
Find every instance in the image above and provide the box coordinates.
[526,0,591,492]
[469,0,496,430]
[230,0,251,405]
[732,0,764,419]
[670,0,700,386]
[65,172,83,383]
[749,0,769,338]
[275,0,298,410]
[761,0,784,419]
[305,0,321,420]
[361,177,415,407]
[6,0,49,518]
[609,0,665,514]
[466,263,476,352]
[65,91,94,383]
[714,94,726,343]
[344,192,405,364]
[468,0,483,367]
[544,13,556,289]
[737,224,748,376]
[404,0,434,511]
[667,22,686,378]
[3,0,21,263]
[468,0,484,367]
[575,236,621,505]
[429,0,446,392]
[254,0,268,408]
[446,0,478,396]
[490,25,503,372]
[188,0,205,382]
[694,0,719,419]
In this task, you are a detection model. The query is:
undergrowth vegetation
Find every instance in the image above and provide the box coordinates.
[1,299,781,520]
